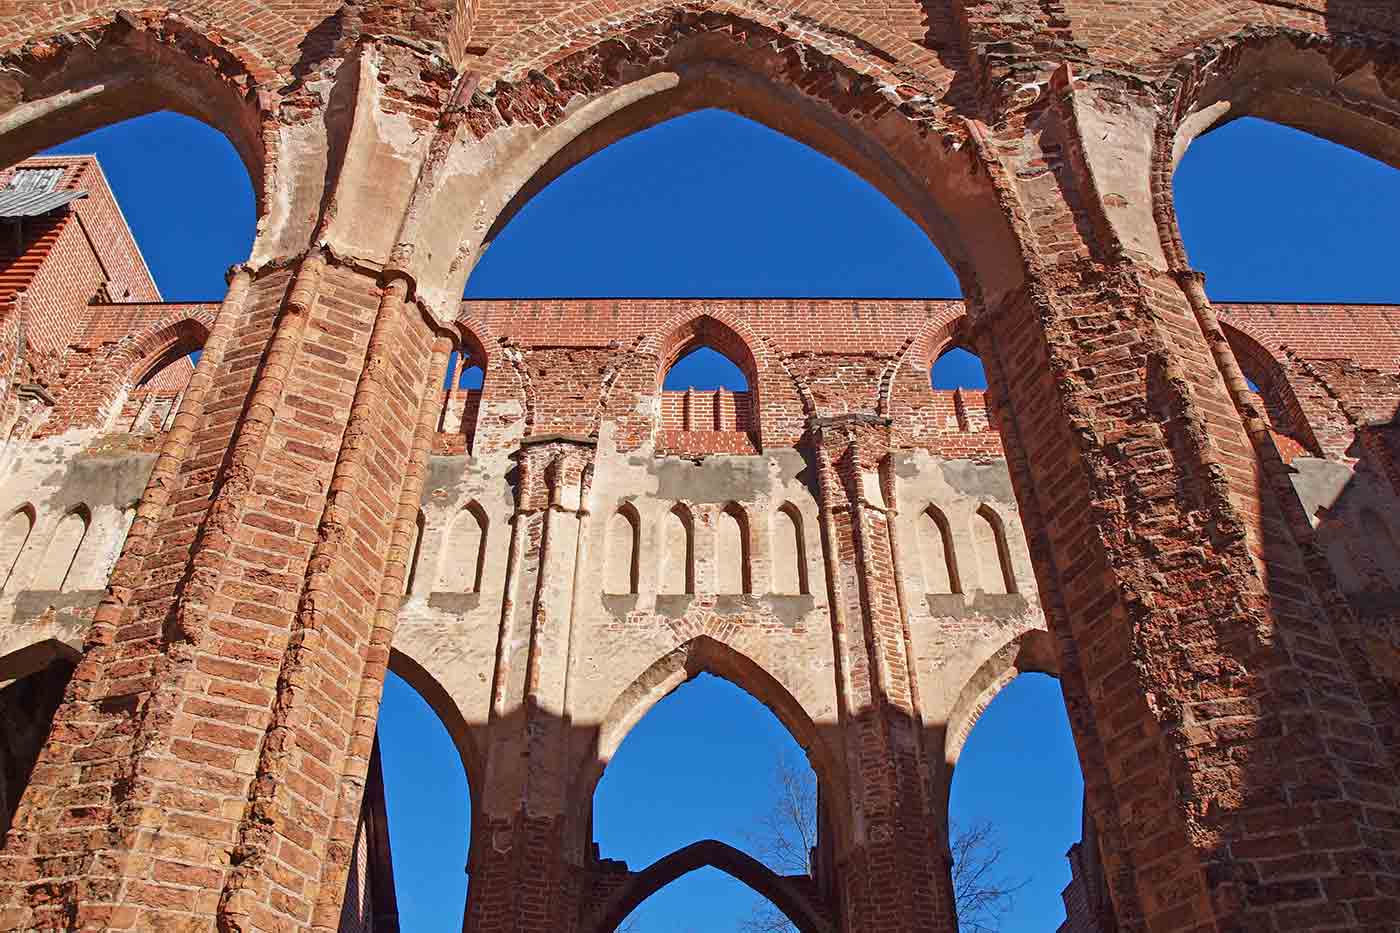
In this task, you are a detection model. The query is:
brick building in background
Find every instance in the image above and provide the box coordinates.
[0,3,1398,931]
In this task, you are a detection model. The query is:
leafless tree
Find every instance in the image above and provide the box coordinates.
[741,752,1025,933]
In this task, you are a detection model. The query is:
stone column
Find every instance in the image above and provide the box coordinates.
[807,414,955,933]
[467,436,596,933]
[965,69,1400,930]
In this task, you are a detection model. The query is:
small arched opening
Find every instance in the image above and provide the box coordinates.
[929,346,992,435]
[438,502,489,595]
[659,504,696,596]
[439,329,488,453]
[716,503,752,595]
[971,505,1016,595]
[1218,322,1321,457]
[655,316,761,454]
[117,318,210,436]
[771,503,810,597]
[604,503,642,596]
[918,505,961,596]
[0,505,35,594]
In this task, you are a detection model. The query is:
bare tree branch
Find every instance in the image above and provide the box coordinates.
[742,751,1027,932]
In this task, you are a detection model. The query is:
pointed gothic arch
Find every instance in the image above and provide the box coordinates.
[397,5,1022,312]
[1157,30,1400,277]
[592,839,832,933]
[659,503,696,596]
[972,504,1016,595]
[0,505,35,594]
[570,635,844,855]
[380,648,478,928]
[1218,319,1321,454]
[386,647,482,822]
[918,505,961,595]
[0,13,270,209]
[604,503,642,595]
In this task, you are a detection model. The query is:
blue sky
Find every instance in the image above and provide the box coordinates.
[42,108,1400,931]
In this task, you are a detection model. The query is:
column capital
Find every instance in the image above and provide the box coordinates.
[512,436,597,515]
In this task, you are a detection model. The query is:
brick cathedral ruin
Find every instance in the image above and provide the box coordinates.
[0,2,1398,931]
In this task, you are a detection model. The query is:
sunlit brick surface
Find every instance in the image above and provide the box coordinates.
[1,2,1400,930]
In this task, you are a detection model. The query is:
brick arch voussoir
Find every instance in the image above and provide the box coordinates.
[1216,316,1322,454]
[881,305,968,418]
[475,0,953,93]
[0,9,273,211]
[569,633,844,853]
[122,313,215,386]
[456,4,996,276]
[942,626,1057,789]
[645,307,766,384]
[1151,26,1400,268]
[643,307,817,443]
[592,839,832,933]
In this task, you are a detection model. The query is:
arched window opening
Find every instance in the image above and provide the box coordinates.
[0,644,78,838]
[403,511,427,597]
[439,347,486,453]
[377,668,471,930]
[664,347,750,392]
[605,504,641,595]
[931,347,987,391]
[660,505,695,596]
[594,673,818,930]
[438,503,488,594]
[0,506,35,594]
[658,332,759,453]
[918,506,961,595]
[1359,508,1400,588]
[950,673,1083,933]
[1218,325,1319,457]
[930,347,991,435]
[972,505,1016,595]
[464,110,957,299]
[716,504,751,595]
[33,508,89,592]
[123,347,198,435]
[771,504,808,596]
[1175,117,1400,304]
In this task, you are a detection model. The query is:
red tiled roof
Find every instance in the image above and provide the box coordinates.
[0,211,69,305]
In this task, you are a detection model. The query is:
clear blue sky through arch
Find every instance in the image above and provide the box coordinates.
[593,673,813,929]
[464,110,960,301]
[44,111,256,301]
[32,103,1400,931]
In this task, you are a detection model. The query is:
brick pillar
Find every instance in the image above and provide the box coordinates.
[807,414,955,933]
[0,255,445,932]
[974,258,1400,931]
[956,63,1400,927]
[466,437,596,933]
